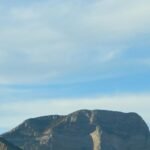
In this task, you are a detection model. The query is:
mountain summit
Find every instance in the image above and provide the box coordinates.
[2,110,150,150]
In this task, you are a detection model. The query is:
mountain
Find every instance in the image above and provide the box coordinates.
[0,137,22,150]
[2,110,150,150]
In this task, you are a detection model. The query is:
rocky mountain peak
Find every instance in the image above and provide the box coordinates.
[1,109,150,150]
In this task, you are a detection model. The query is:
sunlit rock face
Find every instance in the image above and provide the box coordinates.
[0,137,21,150]
[2,110,150,150]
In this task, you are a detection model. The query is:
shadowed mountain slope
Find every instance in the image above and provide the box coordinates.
[0,137,22,150]
[2,110,150,150]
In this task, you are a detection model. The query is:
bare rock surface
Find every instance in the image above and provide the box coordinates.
[2,110,150,150]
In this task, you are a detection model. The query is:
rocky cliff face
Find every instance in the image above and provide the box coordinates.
[2,110,150,150]
[0,137,21,150]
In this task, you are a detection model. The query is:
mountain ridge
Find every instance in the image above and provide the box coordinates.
[1,109,150,150]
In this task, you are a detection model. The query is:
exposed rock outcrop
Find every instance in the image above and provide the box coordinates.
[2,110,150,150]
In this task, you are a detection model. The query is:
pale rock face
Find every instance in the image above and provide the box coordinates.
[90,126,101,150]
[1,110,150,150]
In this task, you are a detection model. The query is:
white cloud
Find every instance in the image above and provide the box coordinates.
[0,0,149,84]
[0,93,149,133]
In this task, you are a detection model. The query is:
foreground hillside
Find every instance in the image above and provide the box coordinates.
[0,137,21,150]
[2,110,150,150]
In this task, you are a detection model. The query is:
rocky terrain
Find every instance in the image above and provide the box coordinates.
[0,137,21,150]
[1,110,150,150]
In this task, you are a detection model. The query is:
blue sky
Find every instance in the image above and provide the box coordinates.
[0,0,150,133]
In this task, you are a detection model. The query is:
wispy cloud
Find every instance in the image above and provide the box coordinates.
[0,0,149,84]
[0,0,150,134]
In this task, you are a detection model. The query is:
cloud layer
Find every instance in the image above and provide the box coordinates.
[0,0,150,84]
[0,0,150,134]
